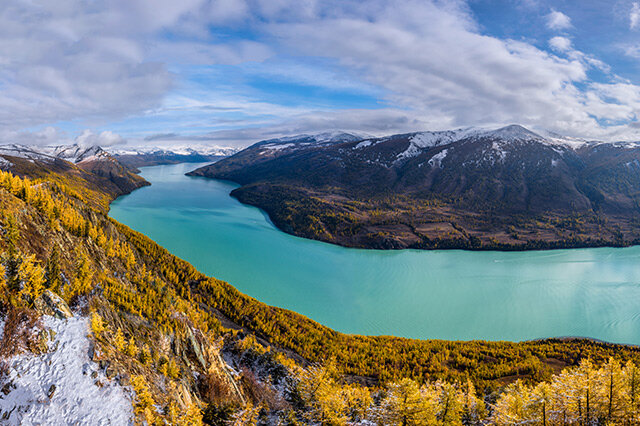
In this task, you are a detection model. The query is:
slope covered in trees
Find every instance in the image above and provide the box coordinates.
[1,162,640,423]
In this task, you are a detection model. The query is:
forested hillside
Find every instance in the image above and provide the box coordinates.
[1,160,640,424]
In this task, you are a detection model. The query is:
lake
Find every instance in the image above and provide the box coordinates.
[110,162,640,344]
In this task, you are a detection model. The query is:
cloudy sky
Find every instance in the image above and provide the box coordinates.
[2,0,640,148]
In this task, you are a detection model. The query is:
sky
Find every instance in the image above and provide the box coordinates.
[1,0,640,148]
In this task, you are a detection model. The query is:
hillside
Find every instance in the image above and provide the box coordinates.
[189,126,640,250]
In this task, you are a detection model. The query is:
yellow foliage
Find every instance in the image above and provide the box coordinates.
[18,253,45,305]
[114,327,126,352]
[125,337,137,357]
[131,375,156,423]
[91,313,106,338]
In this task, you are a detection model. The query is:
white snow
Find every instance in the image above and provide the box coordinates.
[427,149,449,168]
[262,143,295,151]
[0,316,133,425]
[0,157,13,169]
[354,140,374,149]
[484,124,542,142]
[0,145,56,163]
[394,128,480,162]
[491,142,508,162]
[108,145,238,157]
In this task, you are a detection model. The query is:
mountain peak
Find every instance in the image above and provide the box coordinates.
[486,124,542,141]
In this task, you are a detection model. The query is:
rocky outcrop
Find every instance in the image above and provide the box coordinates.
[34,290,73,319]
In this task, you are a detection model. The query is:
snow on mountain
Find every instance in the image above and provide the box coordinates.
[257,131,367,147]
[0,316,132,425]
[393,125,583,163]
[43,144,111,163]
[108,145,238,157]
[0,144,57,162]
[483,124,543,142]
[395,128,482,162]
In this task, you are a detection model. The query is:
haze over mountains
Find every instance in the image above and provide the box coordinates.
[190,125,640,250]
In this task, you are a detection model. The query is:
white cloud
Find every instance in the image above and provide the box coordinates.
[622,44,640,58]
[631,2,640,29]
[75,130,126,147]
[120,0,640,144]
[1,0,640,146]
[546,9,573,30]
[549,36,572,52]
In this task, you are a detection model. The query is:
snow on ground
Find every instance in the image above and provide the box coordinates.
[0,316,133,425]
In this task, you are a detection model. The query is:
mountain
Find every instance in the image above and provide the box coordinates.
[189,126,640,250]
[109,145,239,168]
[0,143,148,209]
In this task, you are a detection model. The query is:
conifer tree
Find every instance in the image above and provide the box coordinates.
[45,245,62,292]
[114,327,126,352]
[18,253,45,305]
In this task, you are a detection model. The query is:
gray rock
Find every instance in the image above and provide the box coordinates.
[47,384,56,399]
[34,290,73,319]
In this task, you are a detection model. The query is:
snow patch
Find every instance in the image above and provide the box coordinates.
[262,143,295,151]
[491,142,508,162]
[0,157,13,169]
[354,140,374,149]
[427,149,449,168]
[395,128,479,162]
[0,316,133,425]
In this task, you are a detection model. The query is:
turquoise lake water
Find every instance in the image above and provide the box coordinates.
[109,162,640,344]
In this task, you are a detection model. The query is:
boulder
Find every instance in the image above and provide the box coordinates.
[34,290,73,319]
[46,384,56,399]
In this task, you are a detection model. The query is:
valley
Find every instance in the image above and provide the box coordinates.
[1,138,640,424]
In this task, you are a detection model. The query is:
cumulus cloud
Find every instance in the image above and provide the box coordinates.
[631,2,640,29]
[252,0,640,139]
[2,0,640,146]
[546,9,572,30]
[549,36,572,52]
[75,130,126,147]
[0,127,72,146]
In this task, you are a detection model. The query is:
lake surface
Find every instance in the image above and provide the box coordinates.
[110,162,640,344]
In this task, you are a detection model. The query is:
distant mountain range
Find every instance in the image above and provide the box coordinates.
[109,145,239,168]
[189,125,640,250]
[0,143,149,204]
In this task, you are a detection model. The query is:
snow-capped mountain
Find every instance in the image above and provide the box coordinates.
[0,143,148,199]
[189,125,640,249]
[255,131,368,148]
[108,145,238,157]
[108,145,239,168]
[44,144,111,163]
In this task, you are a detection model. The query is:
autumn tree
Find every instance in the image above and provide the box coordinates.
[18,253,45,305]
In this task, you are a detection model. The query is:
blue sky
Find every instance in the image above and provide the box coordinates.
[1,0,639,147]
